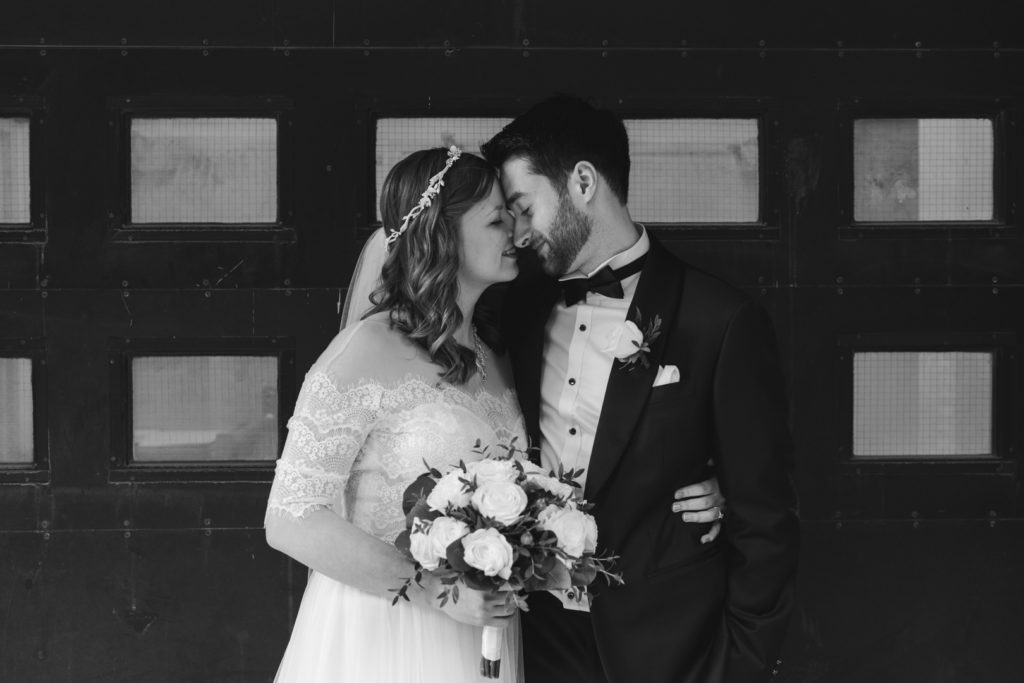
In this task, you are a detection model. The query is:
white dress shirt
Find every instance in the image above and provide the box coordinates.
[539,226,651,493]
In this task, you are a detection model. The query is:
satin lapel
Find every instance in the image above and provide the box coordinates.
[511,277,560,465]
[584,239,686,501]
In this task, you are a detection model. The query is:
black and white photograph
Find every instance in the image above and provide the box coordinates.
[0,2,1020,681]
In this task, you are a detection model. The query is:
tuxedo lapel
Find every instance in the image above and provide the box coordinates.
[584,238,687,501]
[510,275,560,465]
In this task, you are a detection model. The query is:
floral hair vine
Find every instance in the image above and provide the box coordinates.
[384,145,463,252]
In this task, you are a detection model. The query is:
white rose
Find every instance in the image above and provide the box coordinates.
[600,320,644,359]
[466,458,519,485]
[525,473,576,501]
[538,506,598,558]
[409,519,443,570]
[427,469,472,512]
[427,516,470,561]
[461,528,515,579]
[471,480,528,526]
[517,458,546,476]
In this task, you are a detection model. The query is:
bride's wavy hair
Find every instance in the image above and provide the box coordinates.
[368,147,499,385]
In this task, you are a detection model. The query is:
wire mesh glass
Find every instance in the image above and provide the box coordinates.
[374,117,512,221]
[853,118,994,222]
[853,351,993,457]
[0,358,34,464]
[375,117,761,225]
[0,117,31,225]
[130,117,277,224]
[132,356,278,462]
[626,119,759,223]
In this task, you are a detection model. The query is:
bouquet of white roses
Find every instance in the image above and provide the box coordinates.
[391,438,622,678]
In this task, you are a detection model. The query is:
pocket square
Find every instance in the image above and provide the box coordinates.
[652,364,681,387]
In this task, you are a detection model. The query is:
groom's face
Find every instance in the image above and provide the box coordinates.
[500,156,591,277]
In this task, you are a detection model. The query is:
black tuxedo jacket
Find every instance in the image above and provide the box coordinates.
[502,237,800,683]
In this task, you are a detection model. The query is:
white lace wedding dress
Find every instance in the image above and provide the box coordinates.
[266,317,525,682]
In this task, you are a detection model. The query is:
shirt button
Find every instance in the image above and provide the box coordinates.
[569,427,577,435]
[579,324,587,331]
[568,378,576,386]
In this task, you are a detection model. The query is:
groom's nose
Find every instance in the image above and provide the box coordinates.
[513,222,531,248]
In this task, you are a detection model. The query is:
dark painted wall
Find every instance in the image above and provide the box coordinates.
[0,1,1021,681]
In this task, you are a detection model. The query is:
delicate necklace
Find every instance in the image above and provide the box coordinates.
[471,324,488,382]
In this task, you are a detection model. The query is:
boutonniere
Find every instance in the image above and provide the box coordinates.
[600,309,662,370]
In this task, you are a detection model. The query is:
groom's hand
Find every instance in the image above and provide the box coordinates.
[672,475,726,544]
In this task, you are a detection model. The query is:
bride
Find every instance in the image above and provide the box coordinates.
[264,146,724,682]
[266,146,524,682]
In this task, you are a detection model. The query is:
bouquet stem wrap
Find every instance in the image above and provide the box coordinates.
[480,625,501,678]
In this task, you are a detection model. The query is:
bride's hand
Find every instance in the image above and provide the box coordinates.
[672,474,726,544]
[415,574,516,629]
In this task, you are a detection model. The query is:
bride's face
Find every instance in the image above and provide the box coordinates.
[456,181,519,288]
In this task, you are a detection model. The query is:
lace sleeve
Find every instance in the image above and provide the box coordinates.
[265,371,384,521]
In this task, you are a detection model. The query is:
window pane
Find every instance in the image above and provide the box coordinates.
[626,119,759,223]
[375,117,512,221]
[132,356,278,462]
[130,118,277,224]
[0,117,31,224]
[375,116,760,224]
[0,358,33,464]
[854,118,994,222]
[853,351,993,457]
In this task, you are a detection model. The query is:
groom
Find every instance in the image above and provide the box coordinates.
[483,96,799,683]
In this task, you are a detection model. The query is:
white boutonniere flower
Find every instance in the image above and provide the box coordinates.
[601,309,662,370]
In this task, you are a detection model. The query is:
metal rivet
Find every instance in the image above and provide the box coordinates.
[522,38,530,47]
[522,50,529,58]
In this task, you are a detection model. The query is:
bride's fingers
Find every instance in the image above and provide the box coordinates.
[674,479,715,500]
[679,506,725,524]
[672,494,717,513]
[701,520,722,544]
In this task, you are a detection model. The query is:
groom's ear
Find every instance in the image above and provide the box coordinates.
[570,161,598,205]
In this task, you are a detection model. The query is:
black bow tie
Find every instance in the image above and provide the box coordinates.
[559,255,647,307]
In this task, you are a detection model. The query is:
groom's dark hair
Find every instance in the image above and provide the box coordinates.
[481,94,631,205]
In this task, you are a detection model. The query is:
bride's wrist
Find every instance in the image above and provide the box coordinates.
[406,571,441,610]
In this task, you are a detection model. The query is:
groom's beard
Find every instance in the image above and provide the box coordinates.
[537,195,592,277]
